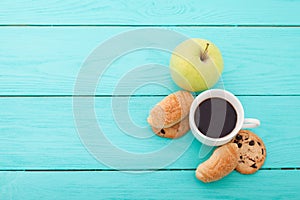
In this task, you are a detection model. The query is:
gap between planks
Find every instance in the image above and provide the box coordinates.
[0,94,299,98]
[0,25,300,28]
[0,168,299,172]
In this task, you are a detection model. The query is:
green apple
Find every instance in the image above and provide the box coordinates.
[170,39,223,92]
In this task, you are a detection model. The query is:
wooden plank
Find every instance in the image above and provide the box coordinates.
[0,170,299,199]
[0,96,299,170]
[0,27,299,95]
[0,0,299,25]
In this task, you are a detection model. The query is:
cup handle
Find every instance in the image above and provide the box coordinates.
[242,118,260,129]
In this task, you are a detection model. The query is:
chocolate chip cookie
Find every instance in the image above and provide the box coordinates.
[151,116,190,139]
[231,130,266,174]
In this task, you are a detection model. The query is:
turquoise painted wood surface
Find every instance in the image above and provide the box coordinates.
[0,96,299,169]
[1,0,300,199]
[0,0,299,25]
[0,27,299,95]
[1,171,300,199]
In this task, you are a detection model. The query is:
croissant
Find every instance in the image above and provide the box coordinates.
[151,116,190,139]
[195,143,238,183]
[147,90,194,129]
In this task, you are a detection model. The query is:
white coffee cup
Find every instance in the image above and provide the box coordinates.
[189,89,260,146]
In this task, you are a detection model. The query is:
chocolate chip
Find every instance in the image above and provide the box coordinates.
[249,140,255,146]
[251,163,257,168]
[257,142,261,146]
[160,129,165,134]
[262,149,264,155]
[238,143,242,148]
[240,156,243,159]
[236,134,242,140]
[233,140,238,144]
[245,138,249,140]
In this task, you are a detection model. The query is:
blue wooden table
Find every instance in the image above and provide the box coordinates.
[1,0,300,199]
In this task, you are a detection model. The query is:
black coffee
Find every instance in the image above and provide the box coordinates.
[194,97,237,138]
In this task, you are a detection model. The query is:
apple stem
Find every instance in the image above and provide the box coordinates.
[200,43,209,61]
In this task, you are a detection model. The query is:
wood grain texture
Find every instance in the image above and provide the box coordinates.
[0,27,299,95]
[0,96,299,170]
[0,170,299,199]
[0,0,299,25]
[1,0,299,198]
